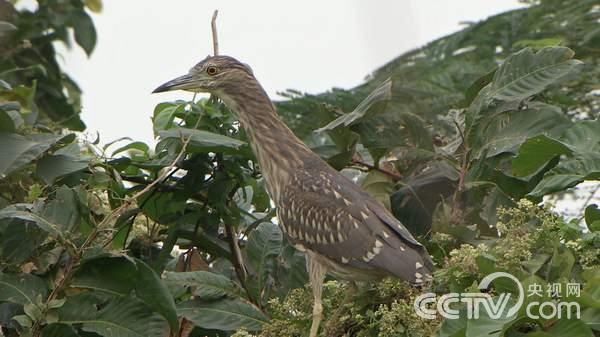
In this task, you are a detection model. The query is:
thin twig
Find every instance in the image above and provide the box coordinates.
[225,224,247,281]
[211,10,219,56]
[351,158,403,181]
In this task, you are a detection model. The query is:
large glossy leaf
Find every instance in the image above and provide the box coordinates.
[438,307,467,337]
[152,102,185,136]
[177,298,268,332]
[0,133,66,176]
[58,294,168,337]
[138,191,186,223]
[465,299,520,337]
[70,256,178,332]
[512,135,572,177]
[391,166,457,236]
[158,127,245,151]
[36,154,89,184]
[527,152,600,198]
[466,47,582,131]
[134,259,178,332]
[163,271,241,300]
[542,318,594,337]
[245,222,282,300]
[581,308,600,332]
[0,208,65,241]
[560,119,600,153]
[0,273,48,305]
[41,185,82,232]
[71,256,138,296]
[486,47,582,102]
[473,106,569,159]
[0,109,16,133]
[41,323,80,337]
[513,119,600,196]
[315,78,392,132]
[361,171,394,209]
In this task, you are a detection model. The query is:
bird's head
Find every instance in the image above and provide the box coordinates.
[152,55,254,94]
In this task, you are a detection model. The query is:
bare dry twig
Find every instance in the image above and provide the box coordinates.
[211,10,219,56]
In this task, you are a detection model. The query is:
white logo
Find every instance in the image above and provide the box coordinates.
[414,272,580,320]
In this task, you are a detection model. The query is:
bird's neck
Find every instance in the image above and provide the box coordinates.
[217,83,313,201]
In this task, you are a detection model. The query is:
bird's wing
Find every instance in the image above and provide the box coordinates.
[278,168,433,283]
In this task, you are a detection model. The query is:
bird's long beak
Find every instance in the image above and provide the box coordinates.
[152,73,196,93]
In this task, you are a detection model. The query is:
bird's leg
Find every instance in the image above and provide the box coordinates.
[306,255,326,337]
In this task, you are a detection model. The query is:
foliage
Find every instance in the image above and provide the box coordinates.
[1,0,600,337]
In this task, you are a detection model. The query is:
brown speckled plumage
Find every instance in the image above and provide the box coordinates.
[154,55,433,337]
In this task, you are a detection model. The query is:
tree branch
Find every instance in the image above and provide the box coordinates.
[351,158,403,181]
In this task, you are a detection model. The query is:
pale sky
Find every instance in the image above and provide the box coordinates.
[52,0,524,145]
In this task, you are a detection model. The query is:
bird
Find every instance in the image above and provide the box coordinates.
[153,55,434,337]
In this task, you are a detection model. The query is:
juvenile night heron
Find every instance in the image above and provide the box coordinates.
[154,55,434,337]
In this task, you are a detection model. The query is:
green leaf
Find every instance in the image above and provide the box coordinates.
[177,298,268,332]
[438,307,467,337]
[548,248,575,280]
[581,308,600,332]
[465,301,519,337]
[71,257,178,332]
[158,127,245,152]
[111,141,150,156]
[512,135,572,177]
[486,47,582,102]
[560,119,600,154]
[508,119,600,197]
[579,277,600,309]
[585,204,600,232]
[474,106,569,160]
[245,222,282,301]
[41,323,79,337]
[544,318,594,337]
[527,153,600,198]
[466,47,582,132]
[513,37,564,50]
[0,273,48,305]
[36,154,89,185]
[138,191,186,223]
[315,78,392,132]
[526,174,580,199]
[361,170,394,209]
[0,109,15,133]
[0,133,69,177]
[71,10,97,56]
[41,185,81,232]
[58,294,168,337]
[0,208,65,241]
[134,259,178,332]
[152,103,183,135]
[71,256,138,296]
[163,271,240,300]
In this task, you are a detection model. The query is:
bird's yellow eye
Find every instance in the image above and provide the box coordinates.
[206,66,218,75]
